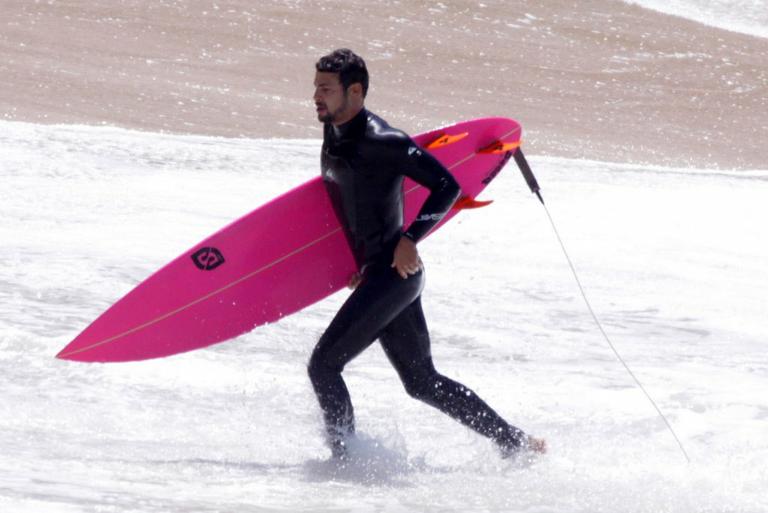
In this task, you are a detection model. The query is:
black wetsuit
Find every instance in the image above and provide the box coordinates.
[308,109,526,456]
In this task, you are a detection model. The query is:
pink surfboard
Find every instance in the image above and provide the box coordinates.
[57,117,522,362]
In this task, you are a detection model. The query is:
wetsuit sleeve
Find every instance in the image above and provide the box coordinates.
[398,143,461,243]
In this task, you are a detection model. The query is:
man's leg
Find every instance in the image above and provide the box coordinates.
[307,264,424,456]
[379,297,533,454]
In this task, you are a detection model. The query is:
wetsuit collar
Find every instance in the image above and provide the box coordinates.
[331,108,368,141]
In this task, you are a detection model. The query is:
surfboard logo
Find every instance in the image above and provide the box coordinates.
[191,247,226,271]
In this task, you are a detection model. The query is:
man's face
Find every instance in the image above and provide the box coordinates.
[313,71,350,124]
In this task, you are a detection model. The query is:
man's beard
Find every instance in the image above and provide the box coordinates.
[317,92,349,124]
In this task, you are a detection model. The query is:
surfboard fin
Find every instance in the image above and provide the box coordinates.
[478,140,522,154]
[425,131,469,150]
[453,196,494,210]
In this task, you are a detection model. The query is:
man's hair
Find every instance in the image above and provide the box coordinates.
[315,48,369,98]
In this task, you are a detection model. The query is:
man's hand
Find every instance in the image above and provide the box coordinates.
[347,272,362,290]
[391,236,422,279]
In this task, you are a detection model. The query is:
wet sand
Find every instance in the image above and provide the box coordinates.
[1,0,766,169]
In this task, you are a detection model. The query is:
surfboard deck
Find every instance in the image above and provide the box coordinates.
[57,117,522,362]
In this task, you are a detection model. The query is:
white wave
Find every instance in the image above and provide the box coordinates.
[624,0,768,38]
[2,121,767,512]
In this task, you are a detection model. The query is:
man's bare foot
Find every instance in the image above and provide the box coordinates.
[500,435,547,460]
[526,436,547,454]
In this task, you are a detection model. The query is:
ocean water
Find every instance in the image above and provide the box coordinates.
[2,120,767,512]
[627,0,768,38]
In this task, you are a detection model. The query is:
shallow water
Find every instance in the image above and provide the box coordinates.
[2,121,767,512]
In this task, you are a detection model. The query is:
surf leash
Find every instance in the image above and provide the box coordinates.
[512,148,692,464]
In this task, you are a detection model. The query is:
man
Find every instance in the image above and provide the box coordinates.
[308,48,546,460]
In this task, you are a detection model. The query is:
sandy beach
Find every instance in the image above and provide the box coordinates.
[2,0,766,169]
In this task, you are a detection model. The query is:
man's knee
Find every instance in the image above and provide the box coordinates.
[307,347,326,385]
[307,344,341,387]
[401,370,441,401]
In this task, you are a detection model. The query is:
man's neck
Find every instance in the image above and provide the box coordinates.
[331,105,364,128]
[331,107,366,138]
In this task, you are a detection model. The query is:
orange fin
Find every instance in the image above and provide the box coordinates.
[478,140,522,154]
[453,196,494,210]
[426,131,469,150]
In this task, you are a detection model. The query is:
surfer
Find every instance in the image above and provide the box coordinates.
[308,48,546,460]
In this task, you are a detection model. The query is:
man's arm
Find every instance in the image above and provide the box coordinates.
[400,144,461,243]
[389,138,461,278]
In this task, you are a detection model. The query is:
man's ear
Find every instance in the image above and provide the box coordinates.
[348,83,364,99]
